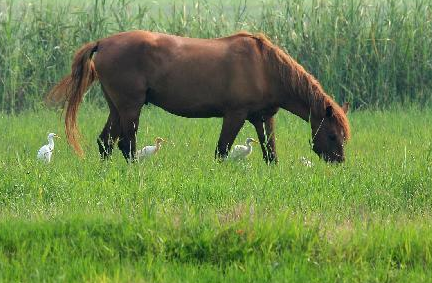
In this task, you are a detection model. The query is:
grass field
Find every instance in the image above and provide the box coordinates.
[1,105,432,282]
[1,0,431,112]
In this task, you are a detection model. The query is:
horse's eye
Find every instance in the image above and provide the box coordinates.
[328,134,336,141]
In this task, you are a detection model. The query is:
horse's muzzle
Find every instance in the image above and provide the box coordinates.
[321,153,345,163]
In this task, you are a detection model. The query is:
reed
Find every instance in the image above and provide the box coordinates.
[0,0,431,112]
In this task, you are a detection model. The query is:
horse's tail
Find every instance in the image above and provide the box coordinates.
[47,42,99,157]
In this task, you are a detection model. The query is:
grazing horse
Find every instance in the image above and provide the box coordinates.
[48,31,350,163]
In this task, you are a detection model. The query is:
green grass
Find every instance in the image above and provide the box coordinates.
[1,0,432,281]
[1,0,432,112]
[0,105,431,282]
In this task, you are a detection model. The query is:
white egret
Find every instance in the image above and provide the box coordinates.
[136,137,166,159]
[37,133,60,163]
[229,137,258,160]
[300,156,313,167]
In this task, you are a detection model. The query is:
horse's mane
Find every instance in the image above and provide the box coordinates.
[246,32,351,140]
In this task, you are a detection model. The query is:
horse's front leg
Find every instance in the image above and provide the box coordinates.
[250,118,271,163]
[215,111,247,160]
[250,116,277,164]
[264,117,278,163]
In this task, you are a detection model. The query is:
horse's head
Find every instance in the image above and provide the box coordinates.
[310,102,350,163]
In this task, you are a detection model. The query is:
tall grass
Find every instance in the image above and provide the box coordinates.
[0,0,431,112]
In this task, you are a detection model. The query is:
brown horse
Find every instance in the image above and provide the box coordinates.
[48,31,350,163]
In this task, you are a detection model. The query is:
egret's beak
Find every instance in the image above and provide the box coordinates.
[55,135,60,139]
[252,139,258,144]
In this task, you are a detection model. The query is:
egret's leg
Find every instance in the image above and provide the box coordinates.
[118,108,141,162]
[215,112,247,160]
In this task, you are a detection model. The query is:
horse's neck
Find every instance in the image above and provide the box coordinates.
[266,49,325,122]
[278,79,326,123]
[279,91,315,122]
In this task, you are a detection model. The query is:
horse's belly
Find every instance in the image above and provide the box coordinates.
[159,107,223,118]
[153,102,223,118]
[147,89,224,118]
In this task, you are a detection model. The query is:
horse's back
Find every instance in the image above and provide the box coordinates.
[94,31,271,117]
[95,30,260,75]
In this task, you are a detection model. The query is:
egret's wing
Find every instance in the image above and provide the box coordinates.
[37,145,49,159]
[230,145,247,159]
[137,145,157,159]
[136,148,146,159]
[234,145,248,151]
[144,145,157,155]
[37,145,53,162]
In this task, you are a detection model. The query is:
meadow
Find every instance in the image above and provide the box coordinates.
[1,0,431,112]
[1,106,432,282]
[1,0,432,282]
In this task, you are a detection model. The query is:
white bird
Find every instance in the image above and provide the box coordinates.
[136,137,166,159]
[37,133,60,163]
[229,137,258,160]
[300,156,313,167]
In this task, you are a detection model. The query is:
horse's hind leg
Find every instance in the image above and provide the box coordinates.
[118,108,141,162]
[98,111,120,159]
[215,111,247,160]
[97,86,121,159]
[97,86,119,159]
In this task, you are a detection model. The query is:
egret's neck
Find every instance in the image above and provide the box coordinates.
[246,142,253,151]
[155,142,162,151]
[48,138,55,149]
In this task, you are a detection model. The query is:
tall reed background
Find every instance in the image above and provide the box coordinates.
[0,0,431,113]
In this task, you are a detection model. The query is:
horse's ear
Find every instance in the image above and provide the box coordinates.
[325,105,333,118]
[342,102,350,114]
